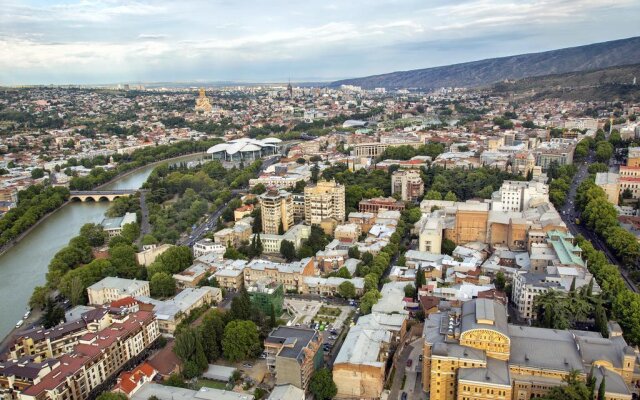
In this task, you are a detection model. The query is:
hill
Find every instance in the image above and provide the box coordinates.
[331,36,640,90]
[490,63,640,102]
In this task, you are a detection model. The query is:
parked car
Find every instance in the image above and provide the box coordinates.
[15,320,23,329]
[401,392,408,400]
[242,363,253,369]
[406,359,413,368]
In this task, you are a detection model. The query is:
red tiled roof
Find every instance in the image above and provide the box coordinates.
[115,362,156,394]
[110,296,137,308]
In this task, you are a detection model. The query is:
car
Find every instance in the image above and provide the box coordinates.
[15,320,24,329]
[406,359,413,368]
[418,355,423,362]
[23,310,31,319]
[242,363,253,369]
[329,335,337,340]
[401,392,408,400]
[259,352,267,359]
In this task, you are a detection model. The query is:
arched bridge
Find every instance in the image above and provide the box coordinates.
[69,189,138,202]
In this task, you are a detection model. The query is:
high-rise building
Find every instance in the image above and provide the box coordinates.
[260,189,294,234]
[303,180,345,225]
[391,170,424,202]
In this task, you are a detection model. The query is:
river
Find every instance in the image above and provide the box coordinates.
[0,153,207,339]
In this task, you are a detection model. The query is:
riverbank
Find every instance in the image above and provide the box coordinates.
[0,151,208,257]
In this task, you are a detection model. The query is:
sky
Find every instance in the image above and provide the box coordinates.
[1,0,639,85]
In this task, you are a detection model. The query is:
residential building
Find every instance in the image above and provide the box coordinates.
[131,382,254,400]
[113,362,157,397]
[492,180,549,212]
[352,141,423,157]
[422,299,636,400]
[19,311,159,400]
[260,190,294,234]
[136,287,221,335]
[213,260,247,292]
[300,277,365,296]
[244,258,315,292]
[254,224,311,254]
[391,169,424,201]
[303,180,346,224]
[596,172,621,204]
[247,278,284,316]
[192,239,226,258]
[87,277,150,306]
[268,385,305,400]
[264,327,323,390]
[100,212,137,238]
[136,244,174,267]
[358,197,405,213]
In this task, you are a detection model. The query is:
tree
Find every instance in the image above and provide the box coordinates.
[338,281,356,299]
[230,288,253,321]
[540,370,592,400]
[425,190,442,200]
[120,222,140,243]
[597,376,606,400]
[441,238,456,255]
[109,244,139,278]
[335,267,351,279]
[595,141,614,163]
[174,327,207,378]
[404,284,416,299]
[280,240,296,262]
[198,309,226,362]
[494,271,506,291]
[42,300,65,328]
[360,289,381,314]
[165,373,186,388]
[348,246,361,259]
[415,266,425,290]
[222,320,261,361]
[96,393,127,400]
[31,168,45,179]
[309,368,337,400]
[79,223,107,247]
[150,272,176,298]
[444,191,457,201]
[29,286,49,310]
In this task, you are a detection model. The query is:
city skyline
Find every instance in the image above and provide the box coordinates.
[2,0,640,85]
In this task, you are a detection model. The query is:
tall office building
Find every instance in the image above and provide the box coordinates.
[303,180,346,225]
[260,189,294,234]
[391,169,424,202]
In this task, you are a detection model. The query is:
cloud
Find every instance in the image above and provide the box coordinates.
[0,0,639,84]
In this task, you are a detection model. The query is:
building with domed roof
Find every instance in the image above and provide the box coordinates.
[206,137,282,161]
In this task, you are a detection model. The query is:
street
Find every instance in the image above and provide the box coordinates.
[388,338,424,400]
[559,151,638,293]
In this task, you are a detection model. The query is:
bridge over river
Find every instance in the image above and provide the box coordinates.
[69,189,138,202]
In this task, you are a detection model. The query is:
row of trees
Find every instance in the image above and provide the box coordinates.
[69,138,223,190]
[0,185,69,247]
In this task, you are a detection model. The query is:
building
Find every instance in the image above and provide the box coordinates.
[192,239,226,258]
[136,287,221,335]
[352,141,423,157]
[255,224,311,254]
[264,327,323,390]
[213,218,253,247]
[244,258,315,293]
[136,244,174,267]
[113,362,157,397]
[300,277,365,297]
[248,278,284,316]
[422,298,637,400]
[19,311,159,400]
[87,277,150,306]
[212,260,248,292]
[492,180,549,212]
[534,140,576,170]
[628,147,640,167]
[194,88,213,113]
[358,197,405,213]
[260,190,294,235]
[303,180,346,225]
[131,382,254,400]
[391,169,424,202]
[100,212,137,238]
[596,172,621,204]
[268,385,305,400]
[207,137,281,161]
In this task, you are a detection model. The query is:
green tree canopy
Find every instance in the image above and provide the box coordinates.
[222,320,261,362]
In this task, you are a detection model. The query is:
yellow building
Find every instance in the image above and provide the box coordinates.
[260,189,294,234]
[303,180,346,225]
[423,299,637,400]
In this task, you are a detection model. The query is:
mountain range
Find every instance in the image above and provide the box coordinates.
[331,36,640,90]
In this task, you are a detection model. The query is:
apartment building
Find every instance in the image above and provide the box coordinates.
[264,327,323,390]
[260,190,294,234]
[244,258,315,292]
[391,169,424,202]
[303,180,345,225]
[192,238,226,258]
[255,224,311,254]
[358,197,405,213]
[87,277,150,306]
[19,311,159,400]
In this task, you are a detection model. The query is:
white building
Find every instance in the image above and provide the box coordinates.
[100,212,137,238]
[87,277,150,305]
[192,238,226,258]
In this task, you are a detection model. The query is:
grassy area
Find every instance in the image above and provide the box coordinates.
[318,306,341,316]
[196,379,229,390]
[314,316,336,324]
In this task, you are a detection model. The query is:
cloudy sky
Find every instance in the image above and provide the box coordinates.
[1,0,639,85]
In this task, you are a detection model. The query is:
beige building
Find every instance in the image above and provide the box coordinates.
[244,258,315,292]
[596,172,621,204]
[423,299,636,400]
[391,169,424,202]
[87,277,150,306]
[303,180,346,225]
[260,190,294,234]
[264,327,323,390]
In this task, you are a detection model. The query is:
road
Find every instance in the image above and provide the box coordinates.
[560,151,638,293]
[388,338,423,400]
[177,155,280,247]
